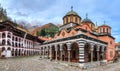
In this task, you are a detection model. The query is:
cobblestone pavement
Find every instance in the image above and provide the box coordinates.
[0,56,120,71]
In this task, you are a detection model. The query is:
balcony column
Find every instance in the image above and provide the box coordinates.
[55,44,58,61]
[60,44,63,61]
[46,46,49,59]
[43,47,45,58]
[67,42,71,62]
[5,31,8,45]
[97,46,100,61]
[49,45,52,60]
[0,33,1,43]
[102,46,106,60]
[91,44,94,62]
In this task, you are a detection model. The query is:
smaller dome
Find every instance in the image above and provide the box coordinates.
[100,24,111,29]
[66,10,78,16]
[82,18,93,23]
[99,21,111,29]
[82,13,95,25]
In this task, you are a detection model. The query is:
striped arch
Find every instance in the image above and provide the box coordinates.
[70,42,79,62]
[62,43,68,61]
[93,44,98,61]
[84,43,91,62]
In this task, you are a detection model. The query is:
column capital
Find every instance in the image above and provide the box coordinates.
[102,46,106,52]
[66,42,71,50]
[49,45,52,47]
[91,47,94,51]
[90,43,94,51]
[97,46,100,51]
[60,44,63,51]
[54,44,57,47]
[54,44,58,51]
[90,43,94,47]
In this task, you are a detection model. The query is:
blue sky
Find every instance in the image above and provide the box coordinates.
[0,0,120,42]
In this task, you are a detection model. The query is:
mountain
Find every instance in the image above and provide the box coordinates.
[31,23,59,37]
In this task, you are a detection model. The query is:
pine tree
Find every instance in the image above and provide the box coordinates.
[0,4,8,22]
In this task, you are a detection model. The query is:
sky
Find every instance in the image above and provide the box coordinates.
[0,0,120,42]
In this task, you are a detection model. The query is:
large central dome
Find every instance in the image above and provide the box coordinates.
[66,10,78,16]
[63,6,81,25]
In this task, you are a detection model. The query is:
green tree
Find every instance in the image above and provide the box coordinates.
[0,4,8,21]
[39,28,46,36]
[37,24,59,37]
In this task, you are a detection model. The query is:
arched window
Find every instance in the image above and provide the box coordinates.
[107,28,109,33]
[12,36,14,41]
[75,17,77,22]
[2,40,5,45]
[2,33,5,38]
[103,28,105,33]
[7,47,11,50]
[100,28,101,33]
[16,37,17,41]
[2,47,5,52]
[66,17,68,23]
[8,33,11,38]
[86,27,87,30]
[7,40,11,46]
[12,42,14,47]
[101,28,102,33]
[62,32,65,37]
[70,16,73,22]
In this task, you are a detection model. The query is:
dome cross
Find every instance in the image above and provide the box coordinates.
[71,6,73,11]
[86,13,88,19]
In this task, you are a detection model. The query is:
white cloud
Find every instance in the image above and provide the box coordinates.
[0,0,120,42]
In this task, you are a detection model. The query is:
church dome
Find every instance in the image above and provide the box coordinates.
[63,6,81,25]
[66,10,78,16]
[82,14,95,25]
[82,18,93,23]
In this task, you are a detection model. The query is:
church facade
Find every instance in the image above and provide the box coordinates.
[0,21,44,58]
[40,8,115,68]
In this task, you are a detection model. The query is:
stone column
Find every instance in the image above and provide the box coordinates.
[0,33,2,45]
[20,50,21,56]
[77,40,85,68]
[91,45,94,62]
[5,31,8,45]
[97,46,100,61]
[49,45,52,60]
[60,44,63,61]
[102,46,106,60]
[14,36,15,47]
[14,50,15,57]
[46,46,49,58]
[43,47,45,58]
[67,42,71,62]
[17,49,19,56]
[55,45,58,61]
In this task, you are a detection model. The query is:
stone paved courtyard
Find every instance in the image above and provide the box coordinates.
[0,56,120,71]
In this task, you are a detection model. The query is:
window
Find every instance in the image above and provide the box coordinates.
[101,28,103,33]
[66,17,68,23]
[70,16,73,22]
[110,51,113,58]
[2,33,5,38]
[110,41,112,44]
[62,32,65,37]
[86,27,87,30]
[75,17,77,22]
[72,32,74,35]
[103,28,105,33]
[107,28,108,33]
[72,50,76,58]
